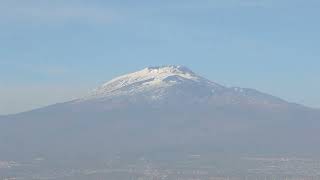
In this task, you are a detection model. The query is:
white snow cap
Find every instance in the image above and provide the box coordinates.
[144,65,195,75]
[99,65,200,90]
[86,65,219,99]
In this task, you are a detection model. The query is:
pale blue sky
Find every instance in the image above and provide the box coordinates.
[1,0,320,114]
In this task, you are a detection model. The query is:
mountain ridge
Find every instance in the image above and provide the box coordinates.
[1,65,319,160]
[70,65,298,111]
[2,65,315,116]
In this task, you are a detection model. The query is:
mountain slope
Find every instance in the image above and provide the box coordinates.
[0,65,319,161]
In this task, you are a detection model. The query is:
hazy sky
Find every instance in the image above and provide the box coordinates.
[1,0,320,115]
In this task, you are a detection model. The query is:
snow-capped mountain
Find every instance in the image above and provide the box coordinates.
[0,65,319,161]
[77,65,288,108]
